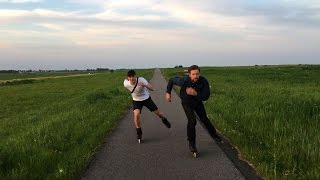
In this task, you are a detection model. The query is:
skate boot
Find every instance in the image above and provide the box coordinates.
[136,128,142,143]
[189,141,198,158]
[212,133,223,143]
[161,117,171,128]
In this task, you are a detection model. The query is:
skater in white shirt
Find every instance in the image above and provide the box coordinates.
[124,70,171,143]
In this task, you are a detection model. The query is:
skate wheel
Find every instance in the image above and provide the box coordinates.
[138,139,141,143]
[192,152,197,158]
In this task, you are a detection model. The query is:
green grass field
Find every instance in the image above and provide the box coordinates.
[0,71,96,81]
[2,65,319,179]
[0,69,153,179]
[162,65,320,179]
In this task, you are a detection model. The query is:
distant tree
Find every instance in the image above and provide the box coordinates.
[0,70,18,73]
[96,68,110,71]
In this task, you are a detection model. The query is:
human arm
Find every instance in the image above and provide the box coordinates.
[137,77,154,91]
[195,77,210,101]
[144,83,154,91]
[166,77,185,102]
[166,77,185,93]
[123,79,130,91]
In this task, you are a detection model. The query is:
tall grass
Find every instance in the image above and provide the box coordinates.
[0,71,94,80]
[0,69,153,179]
[162,65,320,179]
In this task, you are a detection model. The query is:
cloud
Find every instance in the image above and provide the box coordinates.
[38,23,64,31]
[0,0,43,3]
[247,2,320,27]
[2,0,318,32]
[65,0,105,5]
[0,40,13,48]
[0,9,76,23]
[0,0,319,70]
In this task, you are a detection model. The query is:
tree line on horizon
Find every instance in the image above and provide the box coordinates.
[0,68,114,74]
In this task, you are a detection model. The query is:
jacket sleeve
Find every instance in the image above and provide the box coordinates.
[196,77,210,101]
[166,77,185,94]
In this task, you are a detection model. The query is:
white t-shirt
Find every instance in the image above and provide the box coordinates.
[124,77,150,101]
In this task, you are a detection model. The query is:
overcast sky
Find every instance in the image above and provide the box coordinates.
[0,0,319,70]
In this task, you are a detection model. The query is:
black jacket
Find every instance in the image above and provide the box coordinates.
[166,76,210,104]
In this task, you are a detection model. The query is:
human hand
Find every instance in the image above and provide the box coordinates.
[137,82,146,87]
[186,87,197,96]
[166,93,171,102]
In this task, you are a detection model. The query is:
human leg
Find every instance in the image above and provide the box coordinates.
[153,109,171,128]
[194,102,222,142]
[145,97,171,128]
[133,109,141,128]
[132,101,143,142]
[182,103,197,145]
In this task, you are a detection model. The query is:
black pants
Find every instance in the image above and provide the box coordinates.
[182,101,217,143]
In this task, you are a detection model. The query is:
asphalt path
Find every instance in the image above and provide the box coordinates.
[81,69,262,180]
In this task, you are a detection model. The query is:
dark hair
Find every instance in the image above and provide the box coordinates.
[127,70,136,77]
[188,65,200,73]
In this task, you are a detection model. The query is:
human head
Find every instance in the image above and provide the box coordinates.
[127,70,136,77]
[127,70,136,84]
[188,65,200,82]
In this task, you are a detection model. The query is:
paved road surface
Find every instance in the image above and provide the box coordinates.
[81,69,261,180]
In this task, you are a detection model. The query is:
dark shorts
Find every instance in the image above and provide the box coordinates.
[133,97,158,112]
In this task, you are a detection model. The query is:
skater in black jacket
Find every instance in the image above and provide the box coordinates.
[165,65,222,157]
